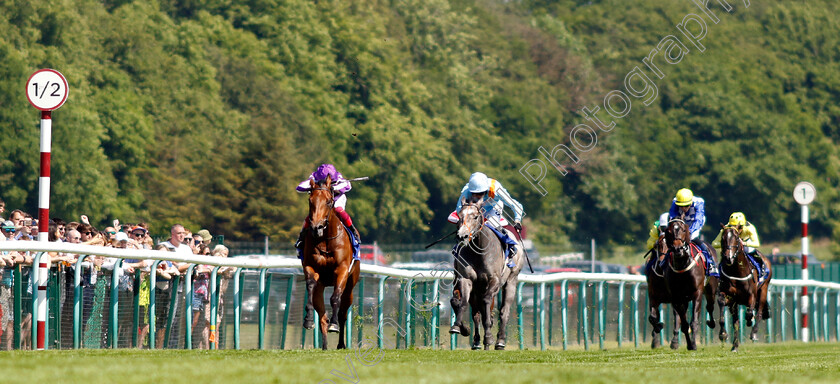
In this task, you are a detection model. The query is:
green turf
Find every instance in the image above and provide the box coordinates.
[2,343,839,383]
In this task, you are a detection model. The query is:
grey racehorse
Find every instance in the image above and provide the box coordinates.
[449,202,523,350]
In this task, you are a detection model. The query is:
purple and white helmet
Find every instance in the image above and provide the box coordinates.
[313,163,338,183]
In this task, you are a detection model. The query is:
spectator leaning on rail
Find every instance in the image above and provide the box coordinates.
[668,188,718,277]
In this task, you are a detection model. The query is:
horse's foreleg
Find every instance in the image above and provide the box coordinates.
[336,277,356,350]
[313,283,329,350]
[482,279,501,350]
[718,290,729,343]
[329,268,351,333]
[670,307,681,350]
[729,304,740,352]
[704,277,717,329]
[303,269,318,330]
[471,304,482,350]
[688,293,702,351]
[648,300,663,349]
[673,302,692,351]
[495,279,517,350]
[450,279,472,337]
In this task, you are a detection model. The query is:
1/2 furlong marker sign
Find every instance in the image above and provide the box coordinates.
[26,68,69,351]
[794,181,816,343]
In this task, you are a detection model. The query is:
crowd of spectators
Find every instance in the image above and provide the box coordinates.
[0,199,233,350]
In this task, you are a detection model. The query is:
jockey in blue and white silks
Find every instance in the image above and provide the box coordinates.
[668,188,718,276]
[448,172,524,268]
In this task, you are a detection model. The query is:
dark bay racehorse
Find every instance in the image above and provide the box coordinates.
[449,202,523,350]
[717,225,772,352]
[646,234,682,349]
[664,219,718,351]
[301,175,361,349]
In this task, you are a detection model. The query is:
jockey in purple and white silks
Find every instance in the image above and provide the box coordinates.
[294,164,359,253]
[448,172,525,268]
[668,188,718,276]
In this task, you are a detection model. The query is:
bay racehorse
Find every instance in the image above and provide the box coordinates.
[301,175,360,349]
[449,202,523,350]
[646,234,682,349]
[717,225,772,351]
[663,218,718,350]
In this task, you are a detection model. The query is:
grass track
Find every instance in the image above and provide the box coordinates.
[3,343,839,383]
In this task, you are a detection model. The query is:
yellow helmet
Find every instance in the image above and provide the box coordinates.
[675,188,694,206]
[728,212,746,227]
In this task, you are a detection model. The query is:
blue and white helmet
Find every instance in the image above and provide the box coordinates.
[468,172,490,193]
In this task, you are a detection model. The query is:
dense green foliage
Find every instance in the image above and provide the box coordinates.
[2,343,840,383]
[0,0,837,251]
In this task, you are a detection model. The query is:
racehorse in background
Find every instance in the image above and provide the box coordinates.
[645,234,683,349]
[663,218,718,351]
[449,202,523,350]
[301,175,361,349]
[717,225,772,352]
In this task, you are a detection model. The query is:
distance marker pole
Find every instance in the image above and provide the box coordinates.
[801,204,809,343]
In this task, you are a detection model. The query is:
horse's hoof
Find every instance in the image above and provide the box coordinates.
[460,327,471,337]
[471,344,481,350]
[495,342,506,350]
[719,332,728,342]
[731,346,739,353]
[328,323,340,333]
[750,334,758,342]
[653,322,664,333]
[449,326,461,335]
[303,320,315,330]
[484,345,491,351]
[670,341,680,350]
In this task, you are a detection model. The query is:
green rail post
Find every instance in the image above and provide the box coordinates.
[210,266,220,350]
[517,281,524,350]
[738,306,745,344]
[422,281,428,347]
[346,284,354,349]
[835,290,840,342]
[72,254,90,349]
[539,282,546,351]
[109,259,124,348]
[532,284,538,347]
[431,279,439,349]
[780,286,787,342]
[13,266,21,349]
[163,275,180,349]
[281,275,292,350]
[184,264,196,350]
[560,280,568,350]
[660,306,666,347]
[377,277,387,349]
[356,276,365,346]
[577,282,583,346]
[617,281,625,348]
[258,268,267,350]
[301,285,309,348]
[232,269,243,350]
[643,294,649,344]
[149,260,161,349]
[812,289,819,342]
[632,282,640,349]
[548,283,554,346]
[132,269,141,348]
[822,288,829,342]
[581,280,589,351]
[49,268,59,349]
[402,281,411,348]
[449,309,457,350]
[597,281,606,350]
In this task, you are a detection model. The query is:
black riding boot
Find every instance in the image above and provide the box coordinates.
[350,224,361,244]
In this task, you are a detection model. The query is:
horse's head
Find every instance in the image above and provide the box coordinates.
[457,201,484,241]
[720,225,743,265]
[308,175,334,238]
[665,219,689,252]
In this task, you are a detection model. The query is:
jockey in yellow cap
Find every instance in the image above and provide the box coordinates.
[712,212,767,282]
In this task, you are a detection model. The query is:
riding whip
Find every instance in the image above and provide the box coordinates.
[512,227,534,274]
[347,177,369,182]
[425,229,458,249]
[642,248,653,259]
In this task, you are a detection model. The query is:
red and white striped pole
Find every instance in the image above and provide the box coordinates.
[26,68,67,350]
[36,110,52,350]
[800,204,809,343]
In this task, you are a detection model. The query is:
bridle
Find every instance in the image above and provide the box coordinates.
[309,184,340,241]
[458,203,486,243]
[665,218,697,273]
[720,227,753,281]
